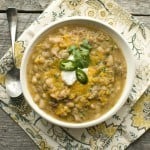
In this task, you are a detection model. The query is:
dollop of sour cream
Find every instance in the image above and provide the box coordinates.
[61,55,88,85]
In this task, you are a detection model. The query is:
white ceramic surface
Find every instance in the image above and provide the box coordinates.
[20,17,135,128]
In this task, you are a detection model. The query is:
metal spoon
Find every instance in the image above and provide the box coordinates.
[5,8,22,98]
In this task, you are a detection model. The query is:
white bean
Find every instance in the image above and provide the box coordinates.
[34,94,40,103]
[51,47,59,57]
[90,104,96,109]
[106,55,113,66]
[35,73,40,78]
[39,100,46,109]
[49,37,62,43]
[45,78,53,87]
[67,102,74,108]
[42,93,47,98]
[32,76,37,84]
[42,51,50,58]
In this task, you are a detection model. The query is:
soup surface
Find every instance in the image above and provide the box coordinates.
[27,24,126,123]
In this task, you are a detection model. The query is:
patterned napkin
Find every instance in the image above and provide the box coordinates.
[0,0,149,149]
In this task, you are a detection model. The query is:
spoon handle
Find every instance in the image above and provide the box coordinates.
[6,8,18,64]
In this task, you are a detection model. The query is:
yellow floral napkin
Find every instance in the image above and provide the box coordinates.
[0,0,149,149]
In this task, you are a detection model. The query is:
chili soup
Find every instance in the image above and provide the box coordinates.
[27,24,126,123]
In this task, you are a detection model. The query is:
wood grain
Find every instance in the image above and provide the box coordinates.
[0,0,149,150]
[128,130,150,150]
[0,0,50,11]
[0,109,39,150]
[0,0,149,15]
[116,0,150,15]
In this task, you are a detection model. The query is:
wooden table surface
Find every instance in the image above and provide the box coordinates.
[0,0,149,149]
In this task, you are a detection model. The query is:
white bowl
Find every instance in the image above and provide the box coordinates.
[20,17,135,128]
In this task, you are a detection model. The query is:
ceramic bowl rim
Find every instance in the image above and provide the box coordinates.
[20,16,135,128]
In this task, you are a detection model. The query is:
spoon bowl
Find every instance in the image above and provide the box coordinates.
[5,67,22,97]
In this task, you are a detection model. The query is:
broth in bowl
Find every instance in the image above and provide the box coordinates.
[27,24,126,123]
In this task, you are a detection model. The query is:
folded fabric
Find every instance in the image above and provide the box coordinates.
[0,0,149,149]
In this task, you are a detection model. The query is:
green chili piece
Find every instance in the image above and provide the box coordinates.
[76,68,88,84]
[60,60,77,71]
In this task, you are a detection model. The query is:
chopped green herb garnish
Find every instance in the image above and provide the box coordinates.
[74,50,90,68]
[80,39,92,50]
[68,45,77,54]
[71,39,91,69]
[80,47,90,55]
